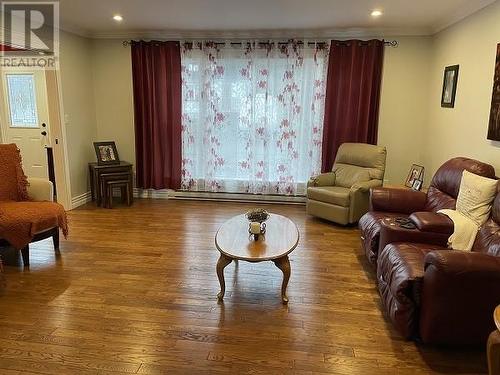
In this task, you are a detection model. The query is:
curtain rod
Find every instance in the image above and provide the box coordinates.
[122,39,399,48]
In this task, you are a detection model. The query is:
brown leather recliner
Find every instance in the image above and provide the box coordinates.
[377,193,500,345]
[359,157,496,265]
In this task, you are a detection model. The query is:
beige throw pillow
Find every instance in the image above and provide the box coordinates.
[456,170,498,226]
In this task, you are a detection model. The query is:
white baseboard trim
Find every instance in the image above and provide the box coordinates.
[71,191,92,209]
[133,188,173,199]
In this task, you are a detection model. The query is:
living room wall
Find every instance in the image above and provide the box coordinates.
[88,36,432,188]
[59,31,97,199]
[423,0,500,180]
[91,40,136,166]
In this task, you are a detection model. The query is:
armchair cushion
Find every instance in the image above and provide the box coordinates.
[27,177,54,202]
[334,143,386,180]
[332,164,370,188]
[307,186,350,207]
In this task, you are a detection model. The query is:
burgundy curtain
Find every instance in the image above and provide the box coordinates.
[131,40,182,189]
[321,39,384,172]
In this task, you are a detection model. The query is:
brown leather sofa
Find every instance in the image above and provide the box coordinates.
[359,157,496,265]
[377,192,500,345]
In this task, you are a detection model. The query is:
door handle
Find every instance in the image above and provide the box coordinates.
[41,131,47,136]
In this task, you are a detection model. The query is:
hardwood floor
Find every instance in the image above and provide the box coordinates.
[0,199,487,374]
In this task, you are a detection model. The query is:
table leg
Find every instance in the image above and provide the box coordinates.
[216,254,233,301]
[488,330,500,375]
[273,255,291,304]
[95,170,101,206]
[89,165,95,201]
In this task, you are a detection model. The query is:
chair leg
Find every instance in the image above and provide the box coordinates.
[20,245,29,267]
[53,228,60,250]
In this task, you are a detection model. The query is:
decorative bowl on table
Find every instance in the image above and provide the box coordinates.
[245,209,269,240]
[245,208,270,223]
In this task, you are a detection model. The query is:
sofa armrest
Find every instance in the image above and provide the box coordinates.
[27,177,54,202]
[424,250,500,275]
[308,172,336,187]
[420,250,500,344]
[370,187,427,214]
[409,212,454,234]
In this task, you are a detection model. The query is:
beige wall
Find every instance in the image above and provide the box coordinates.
[91,40,135,165]
[424,1,500,179]
[59,31,97,198]
[378,36,432,184]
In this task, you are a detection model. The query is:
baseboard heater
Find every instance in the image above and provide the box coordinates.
[134,188,306,205]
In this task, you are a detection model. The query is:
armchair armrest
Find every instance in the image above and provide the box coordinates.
[348,180,382,223]
[350,179,382,193]
[370,187,427,214]
[27,177,54,202]
[420,250,500,344]
[409,212,454,234]
[307,172,336,187]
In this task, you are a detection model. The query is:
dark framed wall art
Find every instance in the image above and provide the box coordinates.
[487,43,500,141]
[441,65,459,108]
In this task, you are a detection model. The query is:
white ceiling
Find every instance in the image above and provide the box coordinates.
[59,0,496,38]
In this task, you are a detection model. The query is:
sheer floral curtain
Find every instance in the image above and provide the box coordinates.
[180,40,329,195]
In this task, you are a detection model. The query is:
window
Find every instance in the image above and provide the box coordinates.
[5,74,39,128]
[181,41,329,195]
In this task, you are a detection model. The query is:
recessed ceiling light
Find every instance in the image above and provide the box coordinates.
[371,10,383,17]
[113,14,123,22]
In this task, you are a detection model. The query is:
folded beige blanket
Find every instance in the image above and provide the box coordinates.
[438,209,479,251]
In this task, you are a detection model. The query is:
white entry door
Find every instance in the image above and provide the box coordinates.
[0,70,51,178]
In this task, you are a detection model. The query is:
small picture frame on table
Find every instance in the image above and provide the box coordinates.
[94,141,120,165]
[412,179,423,191]
[405,164,424,188]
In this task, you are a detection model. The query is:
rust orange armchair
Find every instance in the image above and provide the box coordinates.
[0,144,68,267]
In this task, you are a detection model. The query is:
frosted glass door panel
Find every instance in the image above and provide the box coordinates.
[6,74,39,128]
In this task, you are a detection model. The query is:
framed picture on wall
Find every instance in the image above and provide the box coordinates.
[487,43,500,141]
[441,65,459,108]
[405,164,424,188]
[93,141,120,165]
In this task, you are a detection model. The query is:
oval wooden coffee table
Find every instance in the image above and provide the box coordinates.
[215,213,299,304]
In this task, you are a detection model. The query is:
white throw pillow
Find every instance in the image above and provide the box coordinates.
[456,170,498,226]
